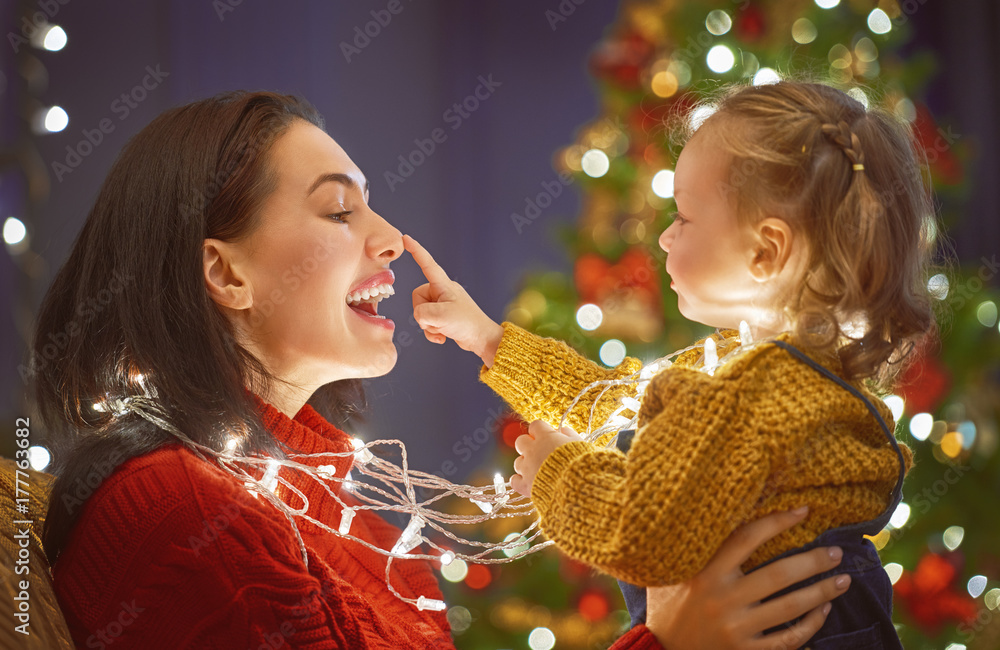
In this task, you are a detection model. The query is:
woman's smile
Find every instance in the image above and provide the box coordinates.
[346,269,396,329]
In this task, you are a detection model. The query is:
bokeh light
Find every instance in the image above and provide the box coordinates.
[3,217,27,245]
[705,10,732,36]
[706,45,735,73]
[753,67,781,85]
[909,412,933,441]
[651,169,674,198]
[792,18,817,44]
[867,9,892,35]
[581,149,610,177]
[42,25,67,51]
[599,339,627,367]
[44,106,69,132]
[528,627,556,650]
[576,303,603,331]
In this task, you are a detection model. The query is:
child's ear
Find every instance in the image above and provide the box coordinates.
[203,239,253,310]
[749,218,794,282]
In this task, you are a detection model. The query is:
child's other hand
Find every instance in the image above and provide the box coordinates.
[511,420,583,497]
[403,235,504,367]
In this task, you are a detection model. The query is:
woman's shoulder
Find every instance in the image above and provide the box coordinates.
[61,442,290,568]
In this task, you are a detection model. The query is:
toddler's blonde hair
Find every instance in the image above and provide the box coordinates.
[684,81,937,390]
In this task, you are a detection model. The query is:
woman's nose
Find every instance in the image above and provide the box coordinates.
[368,212,403,262]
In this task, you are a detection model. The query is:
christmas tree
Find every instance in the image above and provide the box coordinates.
[438,2,1000,648]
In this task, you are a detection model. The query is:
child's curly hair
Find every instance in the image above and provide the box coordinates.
[682,81,938,391]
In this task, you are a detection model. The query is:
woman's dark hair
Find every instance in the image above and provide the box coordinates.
[33,91,364,564]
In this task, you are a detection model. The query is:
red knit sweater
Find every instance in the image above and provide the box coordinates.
[52,400,663,649]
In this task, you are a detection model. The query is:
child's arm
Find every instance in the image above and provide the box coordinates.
[404,235,642,431]
[516,367,771,587]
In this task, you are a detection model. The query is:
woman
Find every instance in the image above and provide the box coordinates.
[34,91,849,648]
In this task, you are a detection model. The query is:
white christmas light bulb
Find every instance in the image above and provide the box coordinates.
[392,515,426,555]
[494,472,506,495]
[621,397,642,413]
[440,551,455,566]
[261,460,280,493]
[704,337,718,374]
[351,438,374,465]
[416,596,447,611]
[739,320,753,347]
[609,415,631,428]
[338,508,355,535]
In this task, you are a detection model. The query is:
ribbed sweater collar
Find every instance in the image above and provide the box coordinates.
[252,395,356,479]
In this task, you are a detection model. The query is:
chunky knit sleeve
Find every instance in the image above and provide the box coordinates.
[480,322,644,432]
[529,366,770,587]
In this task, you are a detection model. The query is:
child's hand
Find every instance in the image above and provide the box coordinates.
[511,420,583,497]
[403,235,504,367]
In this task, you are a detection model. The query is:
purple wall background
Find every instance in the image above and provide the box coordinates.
[2,1,997,482]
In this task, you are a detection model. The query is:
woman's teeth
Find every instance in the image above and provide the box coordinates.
[346,284,395,316]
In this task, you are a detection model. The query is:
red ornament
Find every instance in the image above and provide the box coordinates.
[912,104,963,185]
[464,563,493,590]
[578,590,611,622]
[498,413,529,449]
[589,31,655,90]
[574,248,661,307]
[574,253,611,303]
[897,345,951,415]
[893,552,978,638]
[734,5,766,42]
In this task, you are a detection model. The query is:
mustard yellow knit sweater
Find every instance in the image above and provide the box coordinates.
[481,323,912,586]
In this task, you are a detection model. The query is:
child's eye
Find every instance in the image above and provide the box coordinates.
[327,211,352,223]
[669,211,686,225]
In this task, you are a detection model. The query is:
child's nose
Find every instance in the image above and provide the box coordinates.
[658,224,673,253]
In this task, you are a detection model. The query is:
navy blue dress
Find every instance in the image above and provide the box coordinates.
[616,340,905,649]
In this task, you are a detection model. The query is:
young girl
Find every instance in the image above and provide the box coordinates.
[406,81,936,648]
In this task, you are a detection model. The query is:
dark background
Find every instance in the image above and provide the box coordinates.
[2,0,997,482]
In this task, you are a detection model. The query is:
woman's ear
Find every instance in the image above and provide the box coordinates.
[749,218,794,282]
[203,239,253,310]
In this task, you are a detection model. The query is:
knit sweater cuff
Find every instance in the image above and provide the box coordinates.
[480,322,643,429]
[530,440,593,516]
[479,322,555,403]
[608,624,664,650]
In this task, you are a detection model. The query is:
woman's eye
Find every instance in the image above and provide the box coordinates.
[327,211,352,223]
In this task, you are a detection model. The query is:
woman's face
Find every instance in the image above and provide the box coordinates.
[227,120,403,393]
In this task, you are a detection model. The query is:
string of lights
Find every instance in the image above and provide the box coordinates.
[87,326,759,610]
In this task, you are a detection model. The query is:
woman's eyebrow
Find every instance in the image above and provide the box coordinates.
[307,172,370,197]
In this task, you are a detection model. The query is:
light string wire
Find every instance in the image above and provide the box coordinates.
[101,326,757,611]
